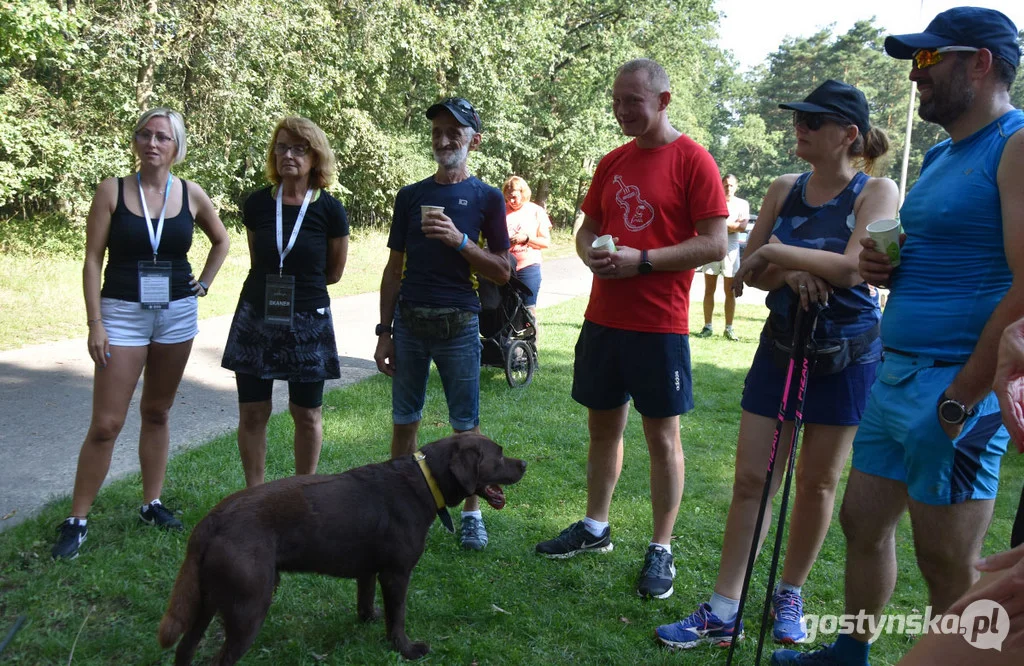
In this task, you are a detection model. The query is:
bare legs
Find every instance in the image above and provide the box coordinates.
[713,412,855,600]
[69,341,192,517]
[237,398,324,487]
[584,405,684,545]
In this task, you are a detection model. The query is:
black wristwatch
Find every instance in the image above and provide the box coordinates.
[375,323,392,336]
[938,392,974,425]
[638,249,654,275]
[197,280,209,296]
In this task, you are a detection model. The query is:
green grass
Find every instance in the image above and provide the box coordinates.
[1,300,1021,665]
[4,226,578,351]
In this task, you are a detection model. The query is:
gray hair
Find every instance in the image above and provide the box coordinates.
[133,107,187,164]
[617,59,670,94]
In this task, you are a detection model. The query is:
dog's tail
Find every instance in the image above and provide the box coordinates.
[157,521,208,648]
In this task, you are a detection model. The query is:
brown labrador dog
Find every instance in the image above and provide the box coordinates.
[158,434,526,664]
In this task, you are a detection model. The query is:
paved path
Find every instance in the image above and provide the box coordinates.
[0,256,766,532]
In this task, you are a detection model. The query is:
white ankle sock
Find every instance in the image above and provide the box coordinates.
[649,542,671,554]
[583,517,608,536]
[777,581,802,596]
[461,510,482,519]
[141,498,161,512]
[66,516,87,527]
[709,592,740,623]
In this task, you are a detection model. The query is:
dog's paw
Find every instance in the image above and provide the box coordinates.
[400,641,430,660]
[357,606,382,622]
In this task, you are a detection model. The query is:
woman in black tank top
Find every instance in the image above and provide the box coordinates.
[51,108,229,560]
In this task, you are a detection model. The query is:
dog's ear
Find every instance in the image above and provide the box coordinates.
[450,439,481,497]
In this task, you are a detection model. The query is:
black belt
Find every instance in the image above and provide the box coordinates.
[882,346,962,367]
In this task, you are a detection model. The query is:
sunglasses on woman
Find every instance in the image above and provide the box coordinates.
[912,46,980,70]
[792,111,851,131]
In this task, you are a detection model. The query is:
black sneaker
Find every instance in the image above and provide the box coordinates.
[535,521,613,559]
[52,518,88,560]
[140,502,184,531]
[637,544,676,599]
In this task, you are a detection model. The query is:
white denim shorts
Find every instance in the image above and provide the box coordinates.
[100,296,199,346]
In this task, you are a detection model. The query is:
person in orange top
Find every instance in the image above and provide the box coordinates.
[503,176,551,315]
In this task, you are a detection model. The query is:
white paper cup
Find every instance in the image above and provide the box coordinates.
[591,234,616,253]
[866,219,901,267]
[420,205,444,222]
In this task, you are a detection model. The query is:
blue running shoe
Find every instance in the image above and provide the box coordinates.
[654,602,743,649]
[772,588,807,643]
[771,643,854,665]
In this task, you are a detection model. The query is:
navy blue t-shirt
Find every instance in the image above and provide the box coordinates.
[239,187,349,314]
[387,176,510,312]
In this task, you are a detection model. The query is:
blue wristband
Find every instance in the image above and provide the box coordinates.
[457,233,469,252]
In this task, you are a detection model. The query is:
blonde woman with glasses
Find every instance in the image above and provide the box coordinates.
[52,107,229,560]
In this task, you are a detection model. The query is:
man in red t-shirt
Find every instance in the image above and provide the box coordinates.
[535,58,728,600]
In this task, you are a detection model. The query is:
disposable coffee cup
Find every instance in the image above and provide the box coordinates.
[866,219,901,267]
[420,205,444,222]
[591,234,616,253]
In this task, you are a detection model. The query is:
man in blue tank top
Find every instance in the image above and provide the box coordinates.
[773,8,1024,666]
[374,98,512,552]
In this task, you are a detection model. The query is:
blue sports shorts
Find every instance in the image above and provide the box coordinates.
[851,352,1008,505]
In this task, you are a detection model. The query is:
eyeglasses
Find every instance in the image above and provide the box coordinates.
[135,130,176,145]
[273,143,309,156]
[912,46,979,70]
[792,111,851,131]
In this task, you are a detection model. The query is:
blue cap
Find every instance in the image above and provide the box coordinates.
[885,7,1020,68]
[425,97,482,132]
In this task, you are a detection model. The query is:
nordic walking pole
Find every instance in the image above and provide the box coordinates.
[753,303,822,665]
[726,303,814,666]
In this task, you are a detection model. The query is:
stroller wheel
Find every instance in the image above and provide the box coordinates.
[505,339,535,389]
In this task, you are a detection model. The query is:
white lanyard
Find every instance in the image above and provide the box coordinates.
[137,173,173,260]
[275,186,314,275]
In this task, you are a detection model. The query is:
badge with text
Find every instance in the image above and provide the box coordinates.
[265,274,296,326]
[138,261,172,310]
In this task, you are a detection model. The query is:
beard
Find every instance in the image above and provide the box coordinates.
[433,142,470,169]
[918,60,974,126]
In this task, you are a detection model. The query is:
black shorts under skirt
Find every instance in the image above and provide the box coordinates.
[221,299,341,382]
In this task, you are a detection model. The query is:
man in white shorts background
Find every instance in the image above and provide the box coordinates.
[696,173,749,341]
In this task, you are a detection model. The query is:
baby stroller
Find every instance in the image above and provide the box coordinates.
[478,262,538,389]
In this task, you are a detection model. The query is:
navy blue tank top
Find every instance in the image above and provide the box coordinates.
[101,177,195,302]
[765,171,881,348]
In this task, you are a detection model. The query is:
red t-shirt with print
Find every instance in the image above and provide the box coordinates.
[581,135,728,334]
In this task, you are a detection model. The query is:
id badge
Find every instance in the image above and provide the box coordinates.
[265,274,296,326]
[138,261,172,310]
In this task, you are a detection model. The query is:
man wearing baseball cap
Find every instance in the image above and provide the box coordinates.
[374,97,511,550]
[773,7,1024,666]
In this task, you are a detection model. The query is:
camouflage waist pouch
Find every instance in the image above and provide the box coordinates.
[399,301,476,340]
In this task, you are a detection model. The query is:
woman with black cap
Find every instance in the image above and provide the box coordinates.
[655,80,899,650]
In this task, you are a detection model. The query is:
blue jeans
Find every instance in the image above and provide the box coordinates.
[516,263,541,307]
[392,306,481,430]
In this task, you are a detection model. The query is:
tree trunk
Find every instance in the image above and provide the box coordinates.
[136,0,158,112]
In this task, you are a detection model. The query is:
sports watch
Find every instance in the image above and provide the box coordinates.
[937,392,974,426]
[638,249,654,275]
[375,323,392,336]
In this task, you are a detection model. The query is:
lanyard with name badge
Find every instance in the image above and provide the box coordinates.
[137,173,174,310]
[265,186,313,326]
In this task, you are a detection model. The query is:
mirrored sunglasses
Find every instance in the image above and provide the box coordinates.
[912,46,980,70]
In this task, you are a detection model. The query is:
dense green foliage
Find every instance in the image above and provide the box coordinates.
[2,2,1023,242]
[0,0,726,234]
